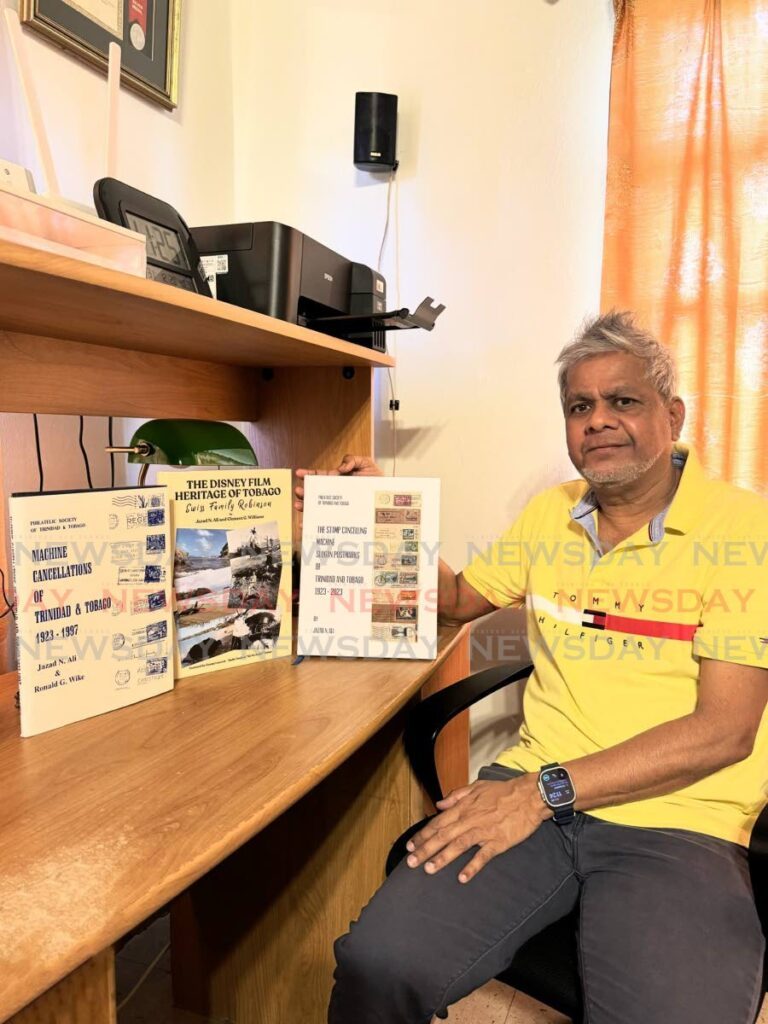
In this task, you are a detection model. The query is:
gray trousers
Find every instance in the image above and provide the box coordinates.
[328,766,765,1024]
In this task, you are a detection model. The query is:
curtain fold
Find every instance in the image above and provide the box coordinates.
[601,0,768,493]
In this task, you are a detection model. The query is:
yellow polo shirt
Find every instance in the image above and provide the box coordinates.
[463,445,768,846]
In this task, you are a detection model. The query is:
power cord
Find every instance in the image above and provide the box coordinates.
[115,940,171,1013]
[0,566,15,620]
[377,165,400,474]
[78,415,94,489]
[108,416,115,488]
[32,414,44,492]
[33,413,98,491]
[389,169,401,473]
[377,168,394,275]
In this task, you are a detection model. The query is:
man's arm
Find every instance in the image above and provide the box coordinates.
[438,561,497,625]
[564,657,767,810]
[406,658,768,883]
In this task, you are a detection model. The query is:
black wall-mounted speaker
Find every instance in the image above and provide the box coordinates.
[354,92,398,171]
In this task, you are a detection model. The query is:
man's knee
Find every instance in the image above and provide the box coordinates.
[332,921,444,1014]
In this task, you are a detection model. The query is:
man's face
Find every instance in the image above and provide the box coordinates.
[563,352,684,486]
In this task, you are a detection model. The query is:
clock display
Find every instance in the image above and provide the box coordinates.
[93,178,211,297]
[146,265,196,290]
[125,212,190,270]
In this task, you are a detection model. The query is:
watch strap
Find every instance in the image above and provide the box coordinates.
[552,804,575,825]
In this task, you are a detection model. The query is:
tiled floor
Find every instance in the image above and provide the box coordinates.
[117,915,768,1024]
[115,916,564,1024]
[117,916,229,1024]
[447,985,768,1024]
[443,980,569,1023]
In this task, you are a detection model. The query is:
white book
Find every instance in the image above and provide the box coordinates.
[10,486,173,737]
[298,475,440,660]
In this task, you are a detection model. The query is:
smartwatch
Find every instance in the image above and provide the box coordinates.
[537,763,576,825]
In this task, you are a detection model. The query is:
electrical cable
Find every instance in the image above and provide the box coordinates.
[32,414,44,492]
[115,940,171,1013]
[108,416,115,488]
[390,169,401,474]
[78,415,94,489]
[376,169,394,275]
[386,366,397,476]
[394,168,401,310]
[377,166,399,475]
[0,566,15,620]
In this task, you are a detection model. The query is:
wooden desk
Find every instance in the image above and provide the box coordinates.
[0,628,469,1023]
[0,238,394,669]
[0,240,466,1023]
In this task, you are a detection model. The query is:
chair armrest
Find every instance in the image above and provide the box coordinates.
[749,803,768,937]
[404,662,533,805]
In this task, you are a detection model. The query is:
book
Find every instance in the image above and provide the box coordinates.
[9,486,174,737]
[297,475,440,659]
[156,469,292,677]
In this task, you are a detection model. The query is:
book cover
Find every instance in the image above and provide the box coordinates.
[9,486,173,737]
[297,475,440,660]
[156,469,292,677]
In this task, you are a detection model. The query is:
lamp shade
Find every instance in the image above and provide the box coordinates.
[127,420,257,467]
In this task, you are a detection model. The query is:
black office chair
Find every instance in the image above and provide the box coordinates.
[386,663,768,1023]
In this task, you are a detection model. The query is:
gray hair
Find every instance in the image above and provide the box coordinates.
[556,311,678,408]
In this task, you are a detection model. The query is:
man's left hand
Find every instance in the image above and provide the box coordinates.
[405,774,550,883]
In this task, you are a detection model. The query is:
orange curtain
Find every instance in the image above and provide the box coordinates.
[602,0,768,494]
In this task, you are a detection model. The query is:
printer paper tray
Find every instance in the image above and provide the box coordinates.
[306,297,445,339]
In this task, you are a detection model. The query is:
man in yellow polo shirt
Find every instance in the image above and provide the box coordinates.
[459,437,768,848]
[298,312,768,1024]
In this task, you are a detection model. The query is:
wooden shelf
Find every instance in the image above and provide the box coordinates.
[0,627,466,1022]
[0,240,395,370]
[0,235,469,1024]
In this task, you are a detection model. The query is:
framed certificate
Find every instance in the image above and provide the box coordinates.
[20,0,182,109]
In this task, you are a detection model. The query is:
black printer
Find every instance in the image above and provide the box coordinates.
[190,222,385,350]
[190,221,444,352]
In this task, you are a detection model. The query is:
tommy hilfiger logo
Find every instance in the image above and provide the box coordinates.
[582,608,698,641]
[527,595,699,642]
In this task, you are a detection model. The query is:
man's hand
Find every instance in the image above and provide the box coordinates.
[294,455,383,510]
[405,775,549,883]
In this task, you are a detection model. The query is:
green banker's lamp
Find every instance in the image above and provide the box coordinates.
[106,419,258,485]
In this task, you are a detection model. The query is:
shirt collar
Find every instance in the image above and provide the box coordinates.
[662,443,706,534]
[569,444,700,545]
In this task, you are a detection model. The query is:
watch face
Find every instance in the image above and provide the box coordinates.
[541,767,575,805]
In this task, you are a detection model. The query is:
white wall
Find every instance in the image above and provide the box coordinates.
[0,0,237,493]
[0,0,235,219]
[230,0,614,773]
[0,0,237,664]
[1,1,615,770]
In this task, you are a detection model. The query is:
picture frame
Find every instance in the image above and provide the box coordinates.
[20,0,182,110]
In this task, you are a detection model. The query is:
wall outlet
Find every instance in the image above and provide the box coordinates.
[0,159,36,193]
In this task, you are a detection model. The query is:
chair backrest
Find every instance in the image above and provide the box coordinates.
[404,663,533,804]
[748,803,768,994]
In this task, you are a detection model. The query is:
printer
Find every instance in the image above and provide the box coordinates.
[190,221,444,352]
